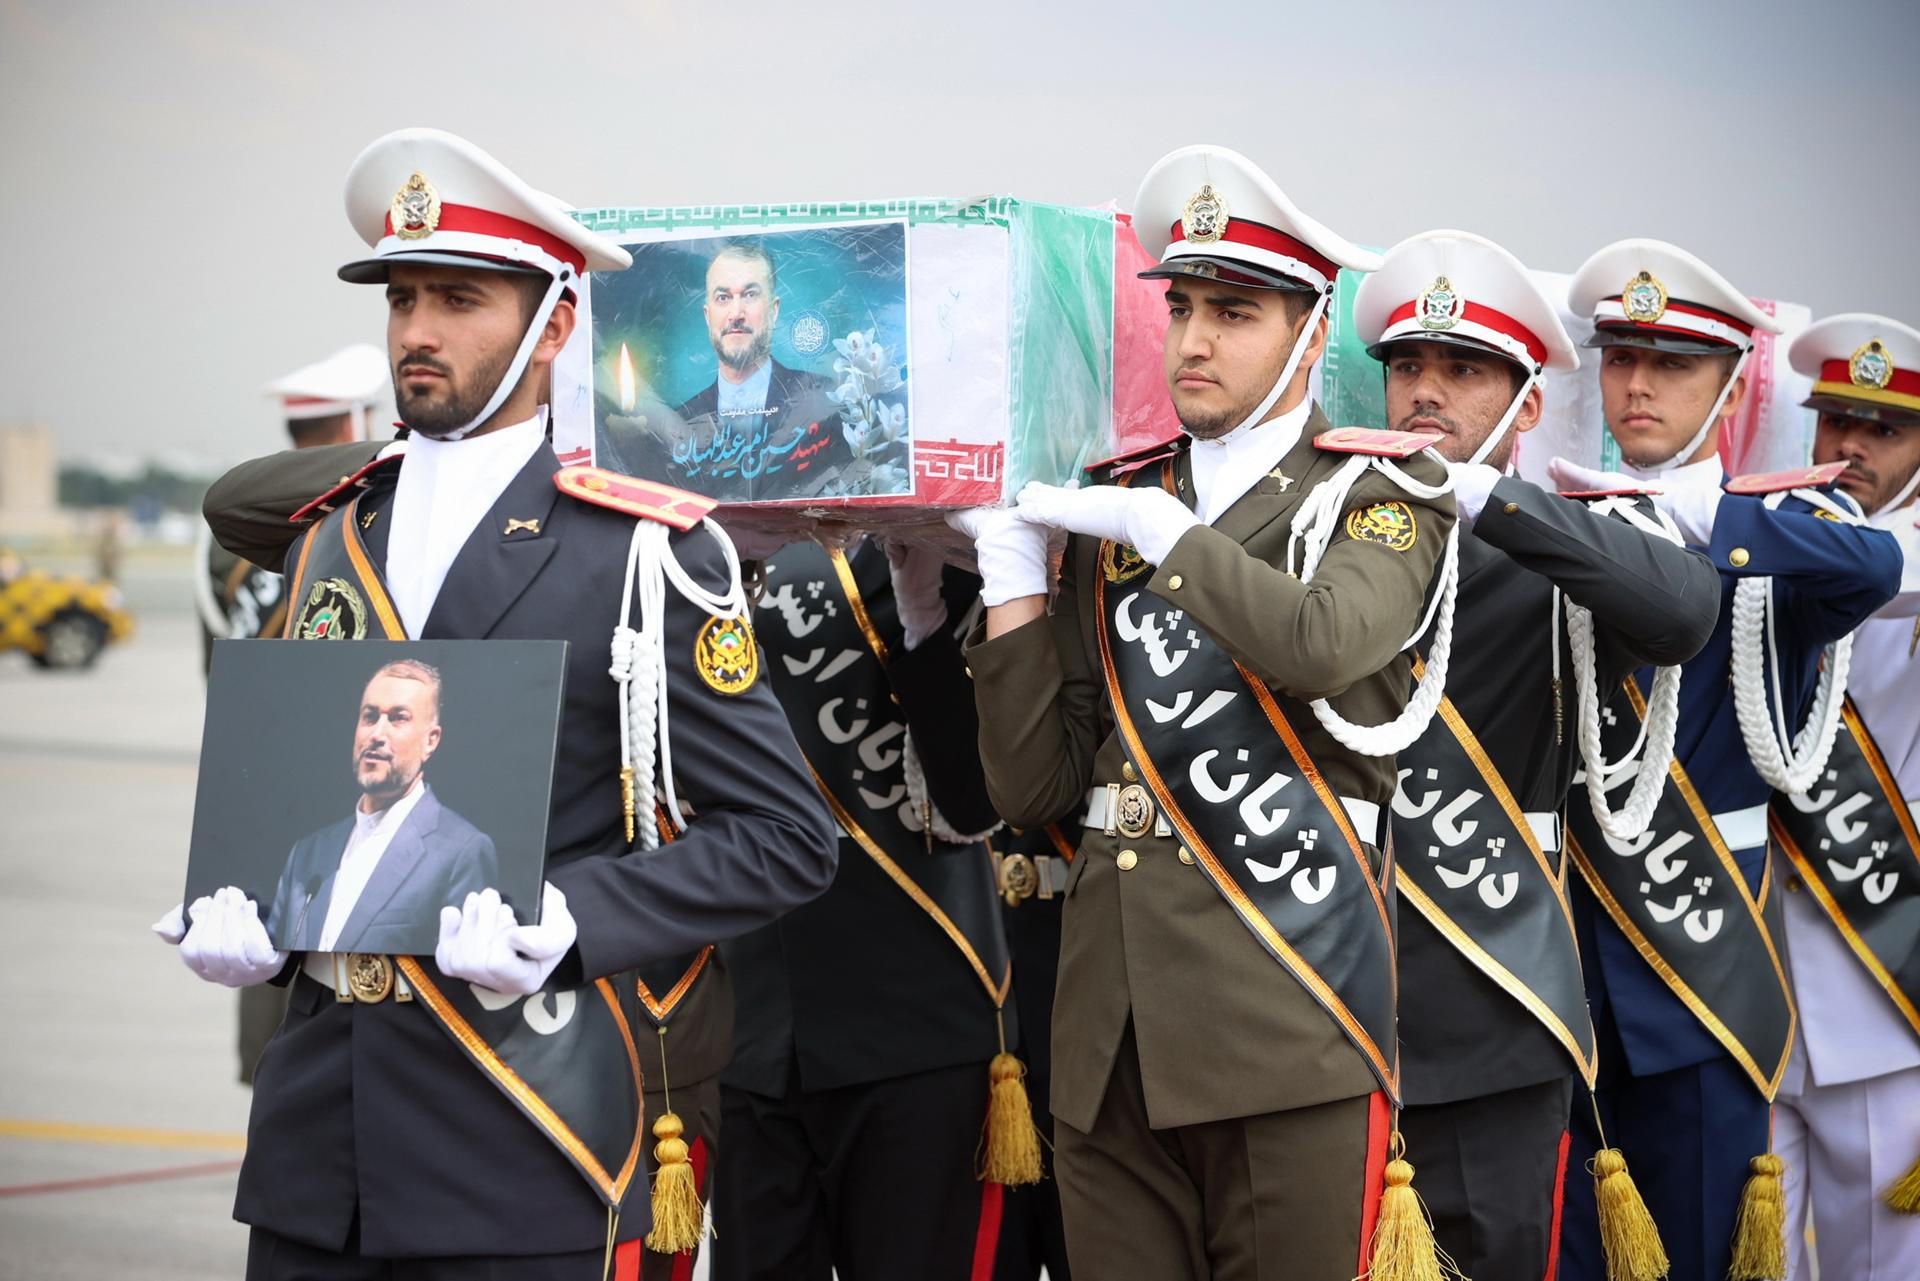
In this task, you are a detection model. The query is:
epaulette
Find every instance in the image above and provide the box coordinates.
[1558,487,1661,500]
[554,465,716,530]
[1313,427,1438,459]
[1084,431,1189,481]
[289,453,401,523]
[1725,461,1848,496]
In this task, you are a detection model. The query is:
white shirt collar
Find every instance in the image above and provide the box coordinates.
[1188,397,1313,526]
[386,412,547,636]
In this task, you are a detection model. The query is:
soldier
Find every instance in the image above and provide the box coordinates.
[714,534,1024,1279]
[1550,240,1904,1281]
[950,144,1458,1278]
[1349,230,1721,1278]
[1770,314,1920,1279]
[155,128,838,1279]
[199,343,388,1088]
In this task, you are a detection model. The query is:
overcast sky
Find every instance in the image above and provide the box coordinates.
[4,0,1916,466]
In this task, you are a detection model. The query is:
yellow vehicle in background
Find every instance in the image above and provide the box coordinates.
[0,549,134,669]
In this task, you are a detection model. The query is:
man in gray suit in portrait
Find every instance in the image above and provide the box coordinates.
[268,658,498,955]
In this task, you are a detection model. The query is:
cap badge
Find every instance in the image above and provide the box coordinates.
[1181,183,1229,245]
[1416,276,1466,331]
[1849,339,1894,390]
[1621,270,1668,325]
[390,171,441,241]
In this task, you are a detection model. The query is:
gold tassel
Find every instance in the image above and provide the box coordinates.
[1591,1148,1670,1281]
[619,766,636,844]
[1727,1153,1787,1280]
[1362,1134,1459,1281]
[1883,1151,1920,1214]
[981,1052,1044,1186]
[644,1111,705,1254]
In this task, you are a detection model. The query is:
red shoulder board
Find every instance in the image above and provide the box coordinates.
[1725,461,1849,496]
[1084,431,1188,479]
[289,453,401,523]
[1557,487,1662,500]
[554,466,716,530]
[1313,427,1437,458]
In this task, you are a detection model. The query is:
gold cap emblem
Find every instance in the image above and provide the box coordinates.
[1849,339,1894,390]
[1621,270,1668,325]
[390,171,441,241]
[1181,183,1229,245]
[1417,276,1466,331]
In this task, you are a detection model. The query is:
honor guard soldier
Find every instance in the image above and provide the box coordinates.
[157,128,838,1279]
[1351,230,1721,1280]
[1770,314,1920,1279]
[1550,240,1904,1281]
[949,144,1459,1279]
[197,343,390,1086]
[714,535,1032,1280]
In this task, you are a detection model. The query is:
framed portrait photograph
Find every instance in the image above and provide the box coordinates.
[589,221,912,505]
[184,639,568,956]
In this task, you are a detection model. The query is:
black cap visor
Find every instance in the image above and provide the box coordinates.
[338,250,555,285]
[1138,254,1316,293]
[1581,322,1737,358]
[1801,391,1920,429]
[1366,330,1531,371]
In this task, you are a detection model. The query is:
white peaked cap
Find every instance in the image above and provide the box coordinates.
[262,343,389,419]
[1353,229,1578,373]
[1568,237,1780,354]
[337,127,631,284]
[1788,312,1920,421]
[1132,144,1380,293]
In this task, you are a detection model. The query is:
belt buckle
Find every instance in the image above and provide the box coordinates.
[997,851,1039,906]
[1115,783,1155,839]
[346,953,395,1003]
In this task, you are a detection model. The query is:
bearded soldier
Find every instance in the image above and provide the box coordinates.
[1550,240,1903,1281]
[157,128,836,1279]
[1350,230,1721,1279]
[1770,313,1920,1279]
[950,145,1458,1278]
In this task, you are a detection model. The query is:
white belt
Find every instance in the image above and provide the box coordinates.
[1712,803,1770,853]
[1525,810,1562,854]
[1084,786,1382,847]
[300,951,414,1001]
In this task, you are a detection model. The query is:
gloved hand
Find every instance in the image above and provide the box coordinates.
[885,540,948,651]
[1547,457,1720,547]
[717,521,798,563]
[946,508,1053,606]
[436,883,577,997]
[178,887,289,987]
[1447,462,1503,526]
[1013,482,1200,565]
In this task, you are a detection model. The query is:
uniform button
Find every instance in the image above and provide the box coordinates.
[1729,548,1751,568]
[1122,762,1138,782]
[1178,847,1195,865]
[1116,849,1138,871]
[1502,502,1520,516]
[964,666,973,679]
[889,692,901,706]
[1787,875,1803,894]
[1167,575,1184,590]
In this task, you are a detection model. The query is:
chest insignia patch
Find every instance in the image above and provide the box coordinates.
[1345,501,1419,552]
[695,613,759,695]
[294,577,369,640]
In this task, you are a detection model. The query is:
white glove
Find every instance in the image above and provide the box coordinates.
[885,540,948,651]
[435,883,577,997]
[1447,462,1503,526]
[1013,482,1200,565]
[946,508,1053,606]
[1547,457,1720,548]
[178,887,289,988]
[152,902,187,945]
[718,522,798,562]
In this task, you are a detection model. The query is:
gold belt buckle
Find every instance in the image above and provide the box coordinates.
[997,852,1039,906]
[1115,783,1155,839]
[346,953,394,1003]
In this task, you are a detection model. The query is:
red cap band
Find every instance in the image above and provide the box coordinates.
[383,202,586,274]
[1384,298,1548,366]
[1169,217,1339,287]
[1818,360,1920,399]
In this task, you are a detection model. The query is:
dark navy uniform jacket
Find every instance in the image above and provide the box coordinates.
[1400,477,1721,1106]
[1573,486,1902,1081]
[204,440,838,1258]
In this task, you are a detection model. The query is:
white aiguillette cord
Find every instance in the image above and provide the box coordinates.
[610,517,749,849]
[1563,498,1686,841]
[1730,486,1861,795]
[436,267,573,443]
[1286,451,1459,757]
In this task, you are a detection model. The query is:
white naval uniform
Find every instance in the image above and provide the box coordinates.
[1777,498,1920,1280]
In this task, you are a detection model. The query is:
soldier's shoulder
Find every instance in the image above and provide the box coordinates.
[554,465,717,530]
[1084,431,1189,485]
[289,452,402,522]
